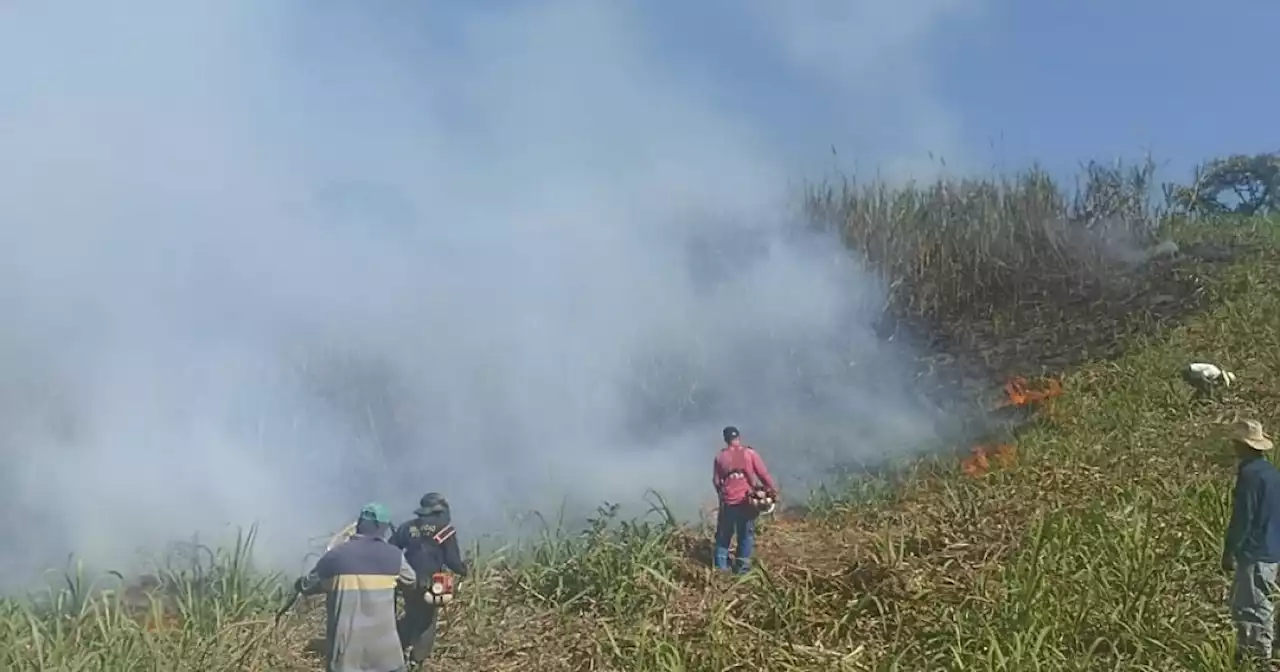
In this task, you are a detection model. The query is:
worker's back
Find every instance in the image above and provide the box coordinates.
[392,511,469,578]
[1235,457,1280,562]
[315,534,416,672]
[714,445,763,505]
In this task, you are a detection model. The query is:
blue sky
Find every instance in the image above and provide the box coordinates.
[306,0,1280,184]
[644,0,1280,181]
[936,1,1280,178]
[8,1,1274,185]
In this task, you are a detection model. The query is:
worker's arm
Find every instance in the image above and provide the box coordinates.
[296,554,335,596]
[1224,472,1259,562]
[397,553,418,589]
[389,522,409,551]
[749,449,778,493]
[711,454,724,492]
[442,533,469,578]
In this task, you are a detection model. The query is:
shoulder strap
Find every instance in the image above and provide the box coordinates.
[432,524,456,545]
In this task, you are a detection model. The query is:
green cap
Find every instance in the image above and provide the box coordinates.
[358,502,391,524]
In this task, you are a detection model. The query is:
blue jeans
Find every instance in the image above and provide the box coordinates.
[1231,560,1280,662]
[714,503,756,573]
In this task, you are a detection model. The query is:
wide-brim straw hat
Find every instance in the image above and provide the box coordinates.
[1231,419,1274,451]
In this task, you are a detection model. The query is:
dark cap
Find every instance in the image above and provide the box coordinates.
[722,426,740,443]
[414,492,449,516]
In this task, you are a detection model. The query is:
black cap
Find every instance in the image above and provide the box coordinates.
[414,492,449,516]
[723,426,740,443]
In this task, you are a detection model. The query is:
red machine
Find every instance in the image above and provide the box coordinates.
[426,572,455,606]
[748,487,777,515]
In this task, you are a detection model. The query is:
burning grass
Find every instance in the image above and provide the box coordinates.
[959,375,1057,477]
[961,442,1016,478]
[1,165,1277,672]
[997,376,1064,408]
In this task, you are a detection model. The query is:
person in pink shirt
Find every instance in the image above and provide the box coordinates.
[712,425,778,573]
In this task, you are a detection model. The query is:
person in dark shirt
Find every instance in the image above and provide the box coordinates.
[390,492,468,666]
[1222,419,1280,666]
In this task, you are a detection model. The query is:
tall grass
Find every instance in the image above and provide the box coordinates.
[0,526,309,671]
[806,158,1163,320]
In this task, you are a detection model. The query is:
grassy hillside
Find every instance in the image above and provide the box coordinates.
[3,162,1278,671]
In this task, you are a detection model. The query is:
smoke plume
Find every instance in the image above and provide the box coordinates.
[0,1,979,581]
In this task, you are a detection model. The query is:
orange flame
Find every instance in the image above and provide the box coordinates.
[996,376,1062,409]
[990,443,1017,467]
[961,446,989,477]
[961,443,1017,478]
[138,610,184,632]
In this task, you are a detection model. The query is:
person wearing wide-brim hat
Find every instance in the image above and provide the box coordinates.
[1222,419,1280,666]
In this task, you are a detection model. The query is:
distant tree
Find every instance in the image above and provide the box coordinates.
[1166,152,1280,216]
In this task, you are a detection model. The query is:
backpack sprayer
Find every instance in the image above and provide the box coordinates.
[748,487,777,515]
[426,572,455,605]
[422,523,460,605]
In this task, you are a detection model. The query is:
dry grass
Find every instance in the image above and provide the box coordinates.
[3,160,1279,671]
[807,158,1162,322]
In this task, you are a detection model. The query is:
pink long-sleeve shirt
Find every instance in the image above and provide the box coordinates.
[712,445,777,506]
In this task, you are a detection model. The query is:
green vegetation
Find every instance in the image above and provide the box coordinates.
[3,156,1279,671]
[1169,152,1280,218]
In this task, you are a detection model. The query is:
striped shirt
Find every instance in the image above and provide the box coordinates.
[298,534,417,672]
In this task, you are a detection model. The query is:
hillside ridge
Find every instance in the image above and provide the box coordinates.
[3,183,1277,671]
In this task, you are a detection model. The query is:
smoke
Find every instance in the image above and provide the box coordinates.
[0,1,979,581]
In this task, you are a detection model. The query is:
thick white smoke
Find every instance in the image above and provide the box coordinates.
[0,1,980,581]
